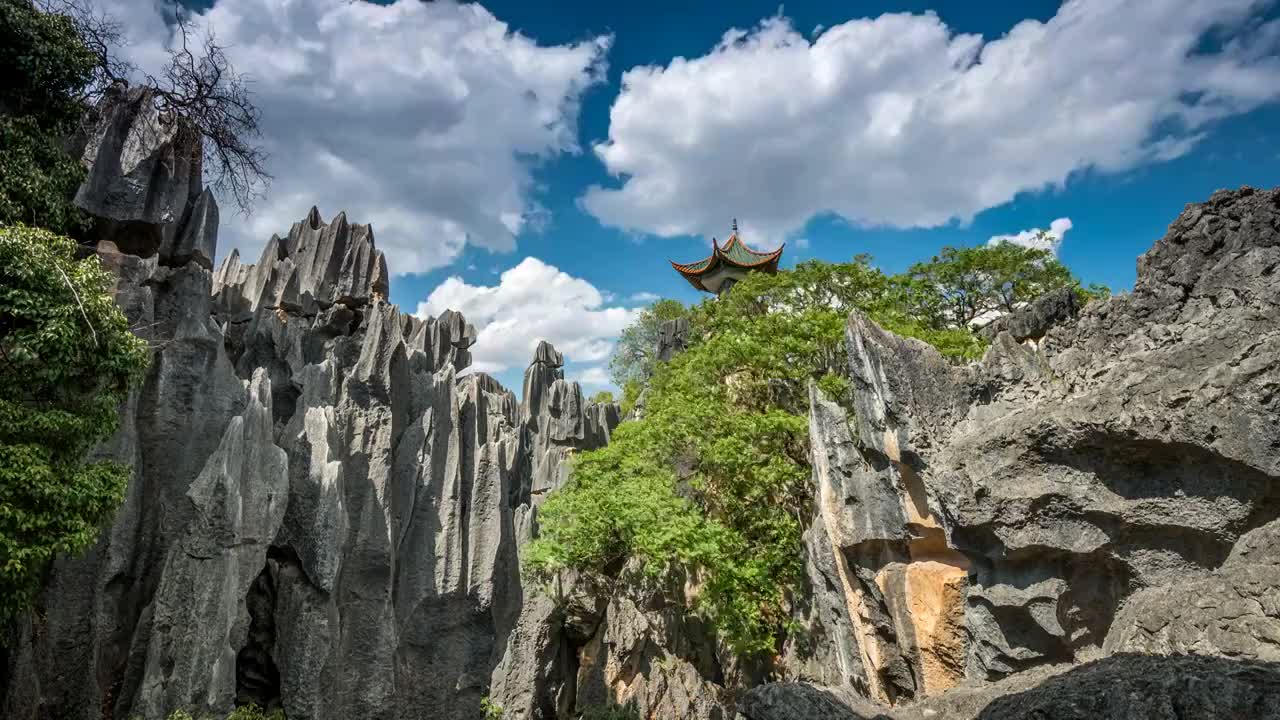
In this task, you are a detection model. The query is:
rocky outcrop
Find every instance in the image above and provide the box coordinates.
[72,84,212,266]
[10,83,1280,720]
[656,318,689,362]
[1,92,629,719]
[976,286,1080,343]
[755,186,1280,717]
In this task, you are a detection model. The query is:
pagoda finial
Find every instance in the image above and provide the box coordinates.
[731,218,739,236]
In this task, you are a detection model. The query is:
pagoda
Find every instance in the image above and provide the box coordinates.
[670,219,784,296]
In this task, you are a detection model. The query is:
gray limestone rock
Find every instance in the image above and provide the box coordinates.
[657,317,690,362]
[737,683,890,720]
[73,85,203,257]
[977,286,1080,343]
[212,207,390,315]
[789,186,1280,712]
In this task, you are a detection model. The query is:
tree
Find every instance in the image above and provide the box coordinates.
[0,0,98,234]
[905,241,1076,327]
[608,299,689,388]
[145,13,270,212]
[0,224,149,620]
[531,266,865,654]
[530,248,1095,653]
[588,390,615,404]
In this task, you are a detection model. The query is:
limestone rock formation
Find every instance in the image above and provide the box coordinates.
[656,317,689,362]
[977,286,1080,343]
[7,81,1280,720]
[754,186,1280,718]
[1,90,632,719]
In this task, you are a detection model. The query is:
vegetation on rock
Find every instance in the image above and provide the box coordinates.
[529,249,1101,653]
[0,0,98,234]
[0,224,149,619]
[610,298,692,388]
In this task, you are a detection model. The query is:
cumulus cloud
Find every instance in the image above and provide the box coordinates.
[581,1,1280,245]
[101,0,609,273]
[416,258,639,374]
[629,291,661,303]
[989,218,1073,255]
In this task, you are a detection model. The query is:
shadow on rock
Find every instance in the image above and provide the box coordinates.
[975,654,1280,720]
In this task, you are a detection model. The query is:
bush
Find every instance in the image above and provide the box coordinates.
[0,224,149,619]
[529,251,1096,654]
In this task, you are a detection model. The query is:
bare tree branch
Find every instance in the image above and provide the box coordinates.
[145,12,271,214]
[38,0,271,215]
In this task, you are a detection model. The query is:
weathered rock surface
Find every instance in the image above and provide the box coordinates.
[1,93,635,719]
[977,286,1080,343]
[762,187,1280,717]
[656,317,690,362]
[9,85,1280,720]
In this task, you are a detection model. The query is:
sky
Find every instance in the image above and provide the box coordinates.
[102,0,1280,395]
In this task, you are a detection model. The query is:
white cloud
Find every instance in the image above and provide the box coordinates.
[101,0,609,273]
[989,217,1073,255]
[793,237,811,249]
[629,291,661,303]
[574,366,612,388]
[581,1,1280,246]
[416,257,640,374]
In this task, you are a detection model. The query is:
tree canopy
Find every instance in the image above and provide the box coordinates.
[902,240,1081,327]
[0,224,149,619]
[528,249,1105,654]
[609,298,691,389]
[0,0,99,234]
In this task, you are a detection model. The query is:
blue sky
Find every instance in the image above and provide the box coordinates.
[125,0,1280,394]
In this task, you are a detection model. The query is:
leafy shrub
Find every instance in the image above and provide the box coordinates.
[0,224,149,619]
[529,250,1096,654]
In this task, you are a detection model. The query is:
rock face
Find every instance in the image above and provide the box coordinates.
[0,97,629,720]
[656,318,689,362]
[7,86,1280,720]
[759,186,1280,717]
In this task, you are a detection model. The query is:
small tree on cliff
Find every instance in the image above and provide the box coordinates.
[0,224,149,620]
[901,241,1078,328]
[608,298,690,389]
[0,0,99,233]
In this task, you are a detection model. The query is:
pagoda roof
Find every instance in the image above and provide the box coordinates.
[670,221,784,292]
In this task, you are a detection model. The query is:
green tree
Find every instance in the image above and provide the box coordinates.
[588,390,615,404]
[0,224,149,619]
[904,240,1076,327]
[608,299,689,388]
[0,0,99,234]
[530,264,867,654]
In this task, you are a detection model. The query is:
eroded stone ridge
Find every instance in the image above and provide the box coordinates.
[758,186,1280,718]
[212,206,390,316]
[2,98,625,718]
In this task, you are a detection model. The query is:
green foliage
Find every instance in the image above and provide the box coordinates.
[480,695,505,720]
[1077,282,1112,305]
[0,0,98,234]
[530,262,872,654]
[904,240,1077,326]
[608,298,690,388]
[588,390,615,404]
[530,246,1099,655]
[0,224,149,620]
[619,378,643,416]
